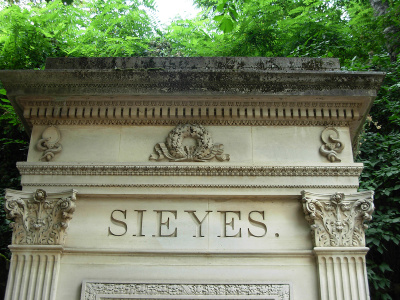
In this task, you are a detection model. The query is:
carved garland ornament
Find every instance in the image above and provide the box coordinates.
[4,189,77,245]
[301,190,374,247]
[150,124,230,162]
[319,127,344,162]
[36,126,62,161]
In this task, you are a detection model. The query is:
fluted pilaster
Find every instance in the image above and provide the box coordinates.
[314,247,369,300]
[5,246,62,300]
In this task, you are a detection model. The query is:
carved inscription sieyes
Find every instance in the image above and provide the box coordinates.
[108,210,267,238]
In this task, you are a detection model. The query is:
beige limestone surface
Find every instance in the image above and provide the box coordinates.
[27,125,354,164]
[0,57,385,300]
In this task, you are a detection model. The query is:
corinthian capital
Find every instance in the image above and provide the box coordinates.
[4,189,77,245]
[301,190,374,247]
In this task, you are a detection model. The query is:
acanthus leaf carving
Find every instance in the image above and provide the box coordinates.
[301,190,374,247]
[319,127,344,162]
[4,188,77,245]
[36,126,62,161]
[150,124,230,162]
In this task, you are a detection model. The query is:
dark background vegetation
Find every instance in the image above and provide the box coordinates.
[0,0,399,299]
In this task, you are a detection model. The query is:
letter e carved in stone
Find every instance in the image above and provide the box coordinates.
[301,190,374,247]
[4,188,77,245]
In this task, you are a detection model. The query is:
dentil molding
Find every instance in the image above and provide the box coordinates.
[4,189,77,245]
[301,190,374,247]
[18,98,360,128]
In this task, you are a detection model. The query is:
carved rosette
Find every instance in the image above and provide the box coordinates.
[319,127,344,162]
[36,126,62,161]
[301,190,374,247]
[4,189,77,245]
[150,124,230,162]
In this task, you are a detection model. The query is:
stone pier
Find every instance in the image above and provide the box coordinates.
[0,57,384,300]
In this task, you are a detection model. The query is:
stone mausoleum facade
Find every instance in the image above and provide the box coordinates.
[0,57,385,300]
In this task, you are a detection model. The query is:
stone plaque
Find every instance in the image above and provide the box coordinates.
[81,281,291,300]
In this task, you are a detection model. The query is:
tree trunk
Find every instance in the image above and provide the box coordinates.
[370,0,400,62]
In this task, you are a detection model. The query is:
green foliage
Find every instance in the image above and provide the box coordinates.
[354,56,400,300]
[65,0,157,57]
[0,88,28,259]
[0,0,158,68]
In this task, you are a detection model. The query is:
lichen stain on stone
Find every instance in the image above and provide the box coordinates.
[302,59,323,71]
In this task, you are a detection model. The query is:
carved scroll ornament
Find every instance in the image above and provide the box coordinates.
[150,124,230,162]
[36,126,62,161]
[4,188,77,245]
[319,127,344,162]
[302,190,374,247]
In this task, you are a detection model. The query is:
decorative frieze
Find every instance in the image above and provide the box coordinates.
[149,124,229,162]
[319,127,344,162]
[4,189,77,245]
[21,183,359,189]
[17,163,364,177]
[301,190,374,247]
[36,126,62,161]
[82,282,291,300]
[21,99,362,108]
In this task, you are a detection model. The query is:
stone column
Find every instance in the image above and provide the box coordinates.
[301,191,374,300]
[3,189,77,300]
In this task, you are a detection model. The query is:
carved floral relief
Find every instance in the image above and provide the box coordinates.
[319,127,344,162]
[4,188,77,245]
[149,124,230,162]
[301,190,374,247]
[36,126,62,161]
[83,282,290,300]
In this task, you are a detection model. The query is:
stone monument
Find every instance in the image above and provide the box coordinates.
[0,57,385,300]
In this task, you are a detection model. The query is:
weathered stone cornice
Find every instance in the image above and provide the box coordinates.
[0,57,384,144]
[0,69,385,97]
